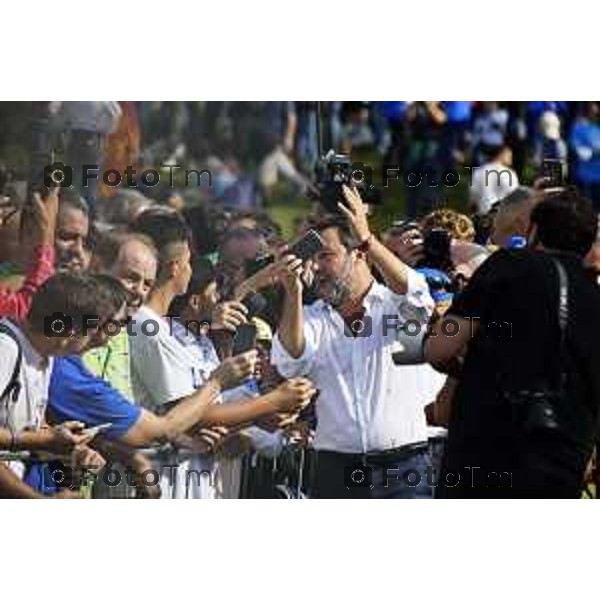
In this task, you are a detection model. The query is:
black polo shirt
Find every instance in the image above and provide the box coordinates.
[440,248,600,498]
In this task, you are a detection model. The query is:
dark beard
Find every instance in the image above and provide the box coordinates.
[315,256,353,308]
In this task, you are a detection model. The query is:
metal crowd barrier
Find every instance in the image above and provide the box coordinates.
[1,432,452,499]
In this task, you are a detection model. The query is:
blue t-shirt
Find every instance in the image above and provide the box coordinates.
[48,356,142,441]
[570,119,600,183]
[442,101,472,123]
[379,101,409,122]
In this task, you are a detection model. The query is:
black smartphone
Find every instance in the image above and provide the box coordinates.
[421,228,452,270]
[244,230,324,278]
[288,229,325,261]
[540,158,564,188]
[245,255,274,278]
[232,323,258,355]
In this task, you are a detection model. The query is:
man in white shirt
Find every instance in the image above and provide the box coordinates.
[271,185,436,498]
[469,145,519,215]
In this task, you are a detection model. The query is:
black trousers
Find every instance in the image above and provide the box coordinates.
[313,446,433,499]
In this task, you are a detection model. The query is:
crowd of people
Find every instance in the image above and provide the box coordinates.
[1,101,600,499]
[4,101,600,217]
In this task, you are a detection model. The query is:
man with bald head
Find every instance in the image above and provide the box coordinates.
[109,234,158,315]
[84,233,158,400]
[55,233,159,497]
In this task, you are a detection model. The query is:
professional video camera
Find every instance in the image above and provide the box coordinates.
[308,103,380,214]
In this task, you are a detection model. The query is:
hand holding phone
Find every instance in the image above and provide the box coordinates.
[244,230,325,280]
[287,229,325,262]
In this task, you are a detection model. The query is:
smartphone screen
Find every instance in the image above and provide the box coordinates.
[232,323,258,355]
[288,229,325,262]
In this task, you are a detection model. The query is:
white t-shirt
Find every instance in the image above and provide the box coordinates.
[129,306,214,409]
[129,307,225,499]
[0,319,52,433]
[0,319,53,479]
[469,161,519,215]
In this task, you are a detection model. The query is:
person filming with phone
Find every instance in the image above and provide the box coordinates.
[271,185,435,499]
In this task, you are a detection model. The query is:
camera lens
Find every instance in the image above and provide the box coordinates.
[51,169,65,185]
[51,319,65,334]
[351,319,365,335]
[51,467,66,484]
[351,169,364,184]
[351,468,365,485]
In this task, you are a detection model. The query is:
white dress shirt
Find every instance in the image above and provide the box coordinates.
[271,269,435,454]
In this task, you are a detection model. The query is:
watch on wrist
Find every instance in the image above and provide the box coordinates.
[357,234,373,253]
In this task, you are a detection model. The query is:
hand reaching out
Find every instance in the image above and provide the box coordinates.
[210,350,258,391]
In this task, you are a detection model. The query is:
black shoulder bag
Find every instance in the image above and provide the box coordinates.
[504,256,568,435]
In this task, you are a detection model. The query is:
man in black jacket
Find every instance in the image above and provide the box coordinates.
[425,187,600,498]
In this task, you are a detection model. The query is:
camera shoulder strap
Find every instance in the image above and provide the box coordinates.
[0,323,23,405]
[549,256,569,389]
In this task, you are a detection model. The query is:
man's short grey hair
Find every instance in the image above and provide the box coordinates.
[499,186,535,209]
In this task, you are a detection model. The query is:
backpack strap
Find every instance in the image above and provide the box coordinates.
[0,322,23,404]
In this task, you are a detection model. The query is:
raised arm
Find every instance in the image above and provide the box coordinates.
[0,189,58,321]
[337,185,413,295]
[274,254,306,359]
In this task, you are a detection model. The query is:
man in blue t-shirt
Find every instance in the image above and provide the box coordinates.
[442,101,473,170]
[569,102,600,209]
[44,274,261,497]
